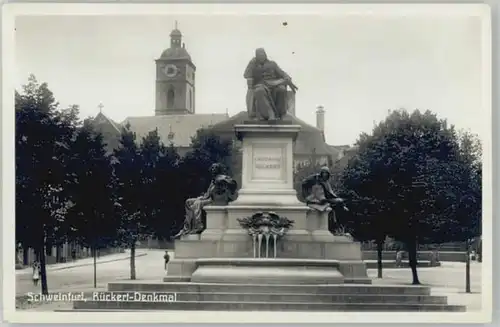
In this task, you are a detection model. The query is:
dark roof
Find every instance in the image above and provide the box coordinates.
[90,112,123,153]
[93,112,122,134]
[122,113,228,147]
[333,145,358,169]
[327,145,352,161]
[330,144,351,151]
[160,47,192,61]
[92,112,228,149]
[170,29,182,37]
[210,111,339,157]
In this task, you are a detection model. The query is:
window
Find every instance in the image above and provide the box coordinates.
[167,87,175,108]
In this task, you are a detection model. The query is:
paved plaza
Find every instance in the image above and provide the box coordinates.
[16,250,154,295]
[368,262,482,311]
[15,249,482,311]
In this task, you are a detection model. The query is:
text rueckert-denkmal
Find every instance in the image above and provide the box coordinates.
[93,292,177,302]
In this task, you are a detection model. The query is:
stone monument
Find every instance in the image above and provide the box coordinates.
[165,48,368,284]
[70,49,464,312]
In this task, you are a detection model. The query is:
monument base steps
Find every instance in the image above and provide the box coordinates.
[69,282,464,312]
[190,258,345,284]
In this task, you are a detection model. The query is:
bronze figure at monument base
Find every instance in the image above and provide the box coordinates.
[301,166,350,235]
[174,163,238,238]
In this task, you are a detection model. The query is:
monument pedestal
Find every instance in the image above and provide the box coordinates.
[231,123,303,206]
[165,122,370,284]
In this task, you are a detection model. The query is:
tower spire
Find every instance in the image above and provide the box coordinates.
[170,20,182,48]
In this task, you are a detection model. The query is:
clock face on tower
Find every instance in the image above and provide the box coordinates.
[163,64,178,78]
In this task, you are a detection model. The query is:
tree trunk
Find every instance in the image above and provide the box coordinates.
[465,240,471,293]
[130,242,136,280]
[56,245,62,263]
[45,239,52,256]
[477,239,482,263]
[376,239,384,278]
[406,238,420,285]
[38,239,49,295]
[93,246,97,288]
[23,245,29,265]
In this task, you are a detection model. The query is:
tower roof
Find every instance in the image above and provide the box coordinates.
[160,47,192,61]
[170,28,182,37]
[160,22,192,61]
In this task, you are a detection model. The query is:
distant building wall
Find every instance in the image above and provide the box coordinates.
[15,243,124,268]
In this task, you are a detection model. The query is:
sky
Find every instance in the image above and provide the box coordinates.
[14,13,486,146]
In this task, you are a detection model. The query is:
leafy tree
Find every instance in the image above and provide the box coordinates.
[112,123,148,280]
[340,109,481,285]
[423,130,482,292]
[138,129,164,239]
[139,129,181,240]
[342,193,389,278]
[189,128,234,168]
[181,128,234,196]
[447,131,482,242]
[15,75,77,294]
[336,144,391,278]
[63,123,117,286]
[154,143,182,239]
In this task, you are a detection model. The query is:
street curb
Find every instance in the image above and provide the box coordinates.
[50,253,148,271]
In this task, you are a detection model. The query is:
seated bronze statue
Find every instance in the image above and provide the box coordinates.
[301,166,349,235]
[244,48,298,121]
[174,163,238,238]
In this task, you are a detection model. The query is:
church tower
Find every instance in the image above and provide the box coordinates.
[155,22,196,116]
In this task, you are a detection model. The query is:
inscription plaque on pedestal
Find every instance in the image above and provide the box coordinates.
[251,145,285,181]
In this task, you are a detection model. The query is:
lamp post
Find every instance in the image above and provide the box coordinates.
[465,238,471,293]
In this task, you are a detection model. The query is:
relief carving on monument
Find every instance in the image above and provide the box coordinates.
[174,163,238,238]
[244,48,298,121]
[237,211,294,258]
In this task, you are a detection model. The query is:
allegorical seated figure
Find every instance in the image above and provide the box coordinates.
[244,48,298,121]
[174,163,238,238]
[301,166,349,235]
